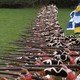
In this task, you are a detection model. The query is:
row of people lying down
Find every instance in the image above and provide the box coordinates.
[0,64,79,80]
[13,65,80,80]
[14,48,80,66]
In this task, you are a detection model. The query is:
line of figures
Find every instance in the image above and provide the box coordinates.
[0,4,80,80]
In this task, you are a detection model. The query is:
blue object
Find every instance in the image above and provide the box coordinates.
[67,22,73,28]
[78,0,80,3]
[75,23,80,27]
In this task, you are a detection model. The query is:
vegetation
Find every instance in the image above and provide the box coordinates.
[0,0,78,8]
[50,0,78,8]
[0,0,38,8]
[0,8,39,53]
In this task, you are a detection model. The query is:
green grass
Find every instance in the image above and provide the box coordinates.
[0,8,39,53]
[58,8,74,35]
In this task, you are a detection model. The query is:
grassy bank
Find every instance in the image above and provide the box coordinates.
[0,8,39,53]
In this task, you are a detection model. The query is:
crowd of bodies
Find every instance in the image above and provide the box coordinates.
[0,4,80,80]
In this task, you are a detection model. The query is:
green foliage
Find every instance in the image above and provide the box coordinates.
[44,0,78,8]
[37,0,79,8]
[0,0,38,8]
[0,0,78,8]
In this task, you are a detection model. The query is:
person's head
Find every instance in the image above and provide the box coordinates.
[0,77,8,80]
[21,68,29,75]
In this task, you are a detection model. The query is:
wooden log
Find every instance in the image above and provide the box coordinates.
[0,65,79,71]
[0,71,20,76]
[7,47,80,55]
[24,65,80,69]
[0,57,35,64]
[0,67,44,71]
[9,54,80,57]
